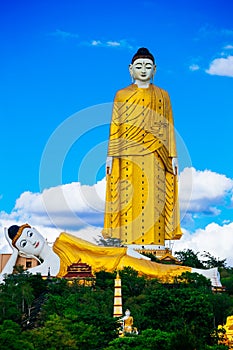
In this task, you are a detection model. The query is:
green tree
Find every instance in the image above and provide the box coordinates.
[0,320,33,349]
[0,276,22,323]
[0,271,48,324]
[175,271,212,289]
[105,329,173,350]
[0,266,232,349]
[202,252,227,269]
[41,282,116,346]
[127,275,216,346]
[210,293,233,326]
[20,281,34,314]
[205,346,229,350]
[26,314,77,349]
[68,318,105,349]
[27,273,48,298]
[220,267,233,295]
[95,270,115,290]
[120,267,146,299]
[27,314,110,349]
[175,249,205,268]
[171,327,197,350]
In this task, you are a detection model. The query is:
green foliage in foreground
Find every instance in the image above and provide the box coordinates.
[174,249,227,269]
[0,264,232,349]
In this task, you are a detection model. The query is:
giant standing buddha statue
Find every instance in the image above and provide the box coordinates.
[0,48,222,288]
[103,48,182,254]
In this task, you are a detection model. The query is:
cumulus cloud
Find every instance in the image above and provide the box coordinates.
[89,39,133,49]
[173,222,233,266]
[1,167,233,231]
[106,41,121,47]
[49,29,79,39]
[179,167,233,217]
[0,181,94,253]
[189,64,200,71]
[1,167,233,229]
[206,55,233,77]
[48,30,134,50]
[224,44,233,50]
[0,179,106,250]
[1,167,233,263]
[91,40,102,46]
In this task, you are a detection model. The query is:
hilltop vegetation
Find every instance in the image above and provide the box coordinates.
[0,250,233,349]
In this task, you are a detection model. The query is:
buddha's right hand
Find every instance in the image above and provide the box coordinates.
[106,156,113,175]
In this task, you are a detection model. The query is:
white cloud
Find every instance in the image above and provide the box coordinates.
[0,179,106,235]
[1,167,233,264]
[173,222,233,266]
[90,39,133,50]
[106,41,121,47]
[2,168,232,230]
[1,167,233,233]
[179,167,233,216]
[48,30,133,50]
[206,55,233,77]
[189,64,200,71]
[0,179,106,252]
[49,29,79,39]
[91,40,102,46]
[224,44,233,50]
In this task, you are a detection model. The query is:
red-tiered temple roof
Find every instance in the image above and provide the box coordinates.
[64,262,94,279]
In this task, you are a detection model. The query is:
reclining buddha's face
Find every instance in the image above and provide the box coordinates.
[15,226,45,256]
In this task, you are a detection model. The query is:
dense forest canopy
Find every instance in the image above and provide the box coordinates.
[0,249,232,349]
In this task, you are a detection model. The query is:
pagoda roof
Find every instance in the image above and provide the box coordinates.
[64,262,94,279]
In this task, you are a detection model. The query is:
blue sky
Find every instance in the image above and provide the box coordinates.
[1,0,233,262]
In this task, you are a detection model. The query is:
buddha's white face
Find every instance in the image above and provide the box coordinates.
[15,227,45,256]
[129,58,156,82]
[125,310,130,316]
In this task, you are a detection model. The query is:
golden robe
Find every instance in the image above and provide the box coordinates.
[53,233,190,283]
[103,84,182,246]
